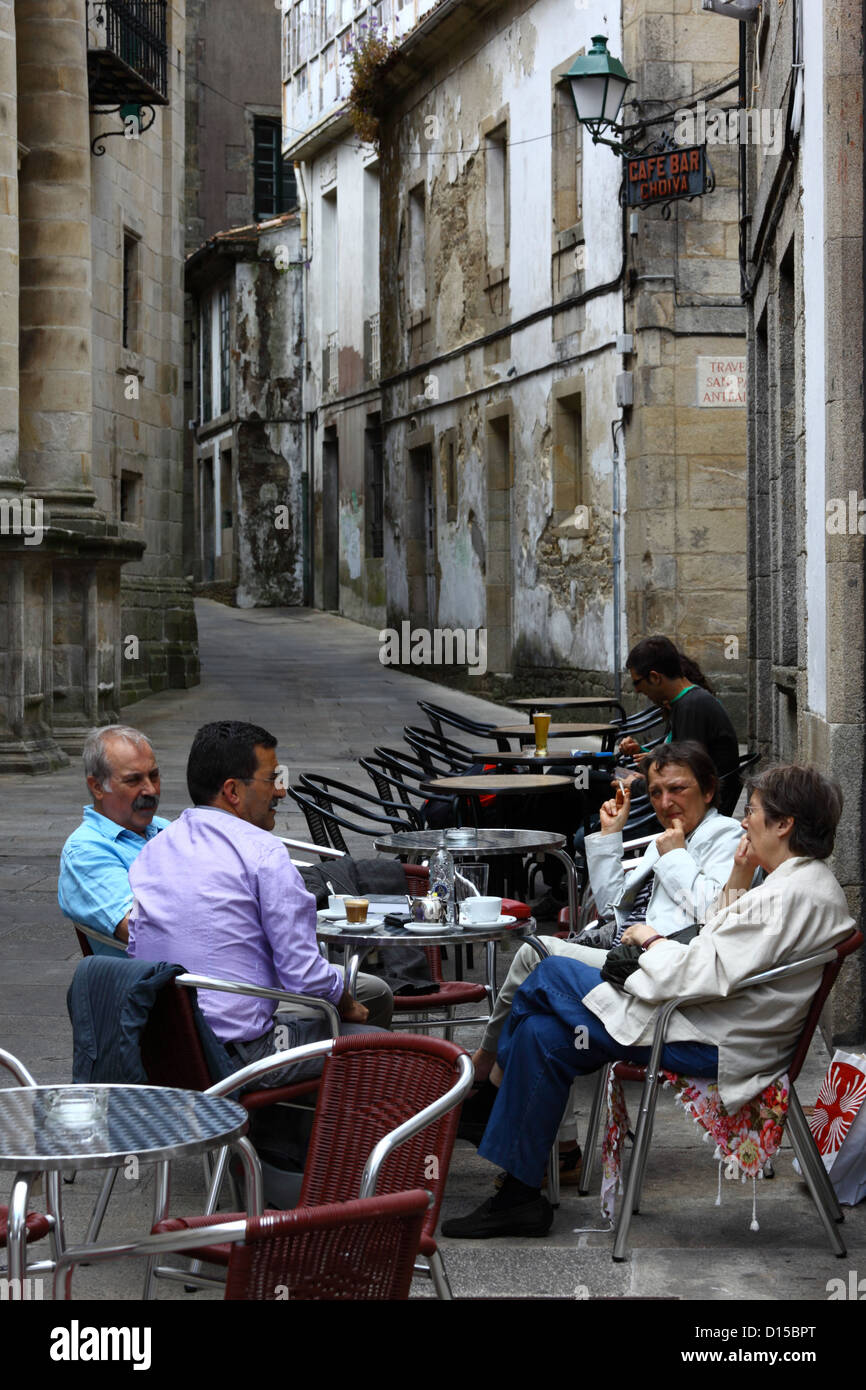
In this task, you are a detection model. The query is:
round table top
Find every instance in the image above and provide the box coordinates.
[317,915,536,948]
[490,721,614,738]
[509,697,624,710]
[0,1085,248,1172]
[463,750,609,767]
[420,774,574,795]
[373,827,567,855]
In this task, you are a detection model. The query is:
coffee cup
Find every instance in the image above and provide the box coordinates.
[461,896,502,924]
[344,898,369,924]
[327,895,349,915]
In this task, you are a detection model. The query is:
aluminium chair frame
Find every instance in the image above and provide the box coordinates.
[140,1037,474,1300]
[0,1048,63,1287]
[54,1189,433,1301]
[575,943,858,1261]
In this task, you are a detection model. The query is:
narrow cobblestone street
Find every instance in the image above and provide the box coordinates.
[1,600,862,1302]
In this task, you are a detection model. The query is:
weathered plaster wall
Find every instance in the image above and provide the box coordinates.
[378,0,624,682]
[622,0,747,726]
[232,221,305,607]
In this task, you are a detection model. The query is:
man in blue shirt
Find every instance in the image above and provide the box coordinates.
[58,725,169,953]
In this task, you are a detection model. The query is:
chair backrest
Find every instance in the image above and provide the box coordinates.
[298,1033,465,1239]
[298,773,422,833]
[359,755,423,811]
[224,1191,429,1300]
[403,725,475,772]
[417,700,494,739]
[139,980,217,1092]
[786,930,864,1083]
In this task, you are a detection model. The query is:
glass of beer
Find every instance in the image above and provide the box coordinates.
[533,711,551,756]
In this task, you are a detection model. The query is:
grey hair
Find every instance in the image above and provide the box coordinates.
[83,726,154,788]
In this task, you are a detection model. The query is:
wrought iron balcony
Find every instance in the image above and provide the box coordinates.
[86,0,169,107]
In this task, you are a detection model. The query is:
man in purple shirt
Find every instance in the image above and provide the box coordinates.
[128,720,392,1080]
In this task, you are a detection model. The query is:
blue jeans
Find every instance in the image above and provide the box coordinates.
[478,958,718,1187]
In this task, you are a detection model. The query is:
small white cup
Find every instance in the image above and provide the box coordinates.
[461,896,502,924]
[327,895,348,915]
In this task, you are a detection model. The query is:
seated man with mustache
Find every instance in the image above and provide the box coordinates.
[58,725,167,954]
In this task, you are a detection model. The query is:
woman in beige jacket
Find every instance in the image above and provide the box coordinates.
[442,764,855,1240]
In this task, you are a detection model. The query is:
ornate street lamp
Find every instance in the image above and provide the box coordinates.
[565,35,636,153]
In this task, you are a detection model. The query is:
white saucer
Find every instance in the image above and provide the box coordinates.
[334,915,385,930]
[320,908,348,921]
[458,914,517,928]
[404,922,452,935]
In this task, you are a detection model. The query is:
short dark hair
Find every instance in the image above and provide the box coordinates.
[644,740,719,808]
[187,720,278,806]
[746,764,843,860]
[627,635,682,680]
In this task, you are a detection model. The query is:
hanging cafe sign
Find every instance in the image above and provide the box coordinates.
[622,135,714,214]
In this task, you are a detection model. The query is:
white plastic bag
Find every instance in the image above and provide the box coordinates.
[808,1049,866,1204]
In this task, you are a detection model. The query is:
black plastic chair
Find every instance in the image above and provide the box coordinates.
[403,725,477,774]
[417,700,497,740]
[287,779,420,854]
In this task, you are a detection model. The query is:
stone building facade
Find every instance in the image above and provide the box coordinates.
[742,0,865,1036]
[0,0,197,773]
[187,213,306,606]
[283,0,748,713]
[183,0,297,589]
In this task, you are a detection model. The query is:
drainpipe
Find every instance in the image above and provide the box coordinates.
[295,160,312,605]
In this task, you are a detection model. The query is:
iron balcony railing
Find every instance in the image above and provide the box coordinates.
[86,0,169,106]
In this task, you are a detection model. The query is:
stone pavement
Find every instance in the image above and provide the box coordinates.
[0,599,863,1304]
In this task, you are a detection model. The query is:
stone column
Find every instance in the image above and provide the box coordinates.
[16,0,97,520]
[0,0,21,493]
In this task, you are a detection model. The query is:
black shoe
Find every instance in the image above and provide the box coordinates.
[440,1195,554,1240]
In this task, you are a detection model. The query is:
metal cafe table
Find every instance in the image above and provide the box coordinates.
[508,695,627,722]
[373,826,581,954]
[317,908,546,1028]
[488,721,619,750]
[0,1083,258,1291]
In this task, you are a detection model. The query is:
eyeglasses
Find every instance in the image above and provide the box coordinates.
[242,775,284,787]
[742,804,757,818]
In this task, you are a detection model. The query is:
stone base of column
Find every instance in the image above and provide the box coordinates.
[0,728,69,775]
[120,575,200,705]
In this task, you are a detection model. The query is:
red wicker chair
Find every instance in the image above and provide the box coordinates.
[150,1032,472,1299]
[55,1190,430,1301]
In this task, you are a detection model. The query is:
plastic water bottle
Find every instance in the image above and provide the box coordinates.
[428,842,455,924]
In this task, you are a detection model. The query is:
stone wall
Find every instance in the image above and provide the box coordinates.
[622,0,747,730]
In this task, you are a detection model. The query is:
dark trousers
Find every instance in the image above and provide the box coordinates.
[478,958,718,1187]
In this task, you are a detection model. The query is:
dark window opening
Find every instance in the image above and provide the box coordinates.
[122,233,139,350]
[120,470,142,523]
[219,286,231,416]
[253,116,298,222]
[365,414,384,558]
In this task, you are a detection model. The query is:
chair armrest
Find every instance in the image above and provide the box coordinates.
[360,1053,474,1199]
[72,921,127,954]
[277,837,346,861]
[54,1218,250,1299]
[0,1047,36,1086]
[621,833,657,853]
[174,974,341,1039]
[203,1038,338,1097]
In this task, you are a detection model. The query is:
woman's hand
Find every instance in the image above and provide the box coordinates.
[621,923,657,947]
[599,783,631,835]
[618,736,642,758]
[655,817,686,856]
[733,833,761,873]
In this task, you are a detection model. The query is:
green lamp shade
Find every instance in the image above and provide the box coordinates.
[567,35,632,128]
